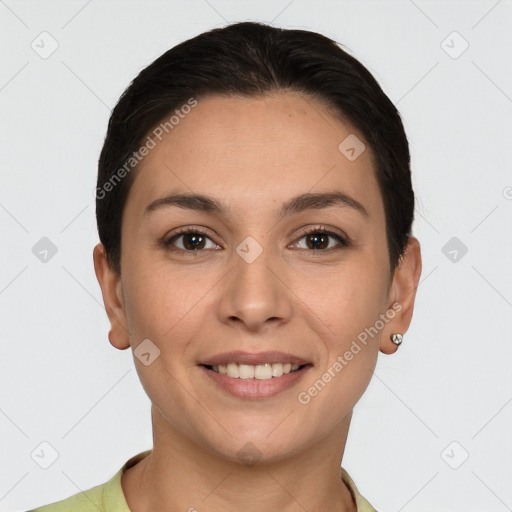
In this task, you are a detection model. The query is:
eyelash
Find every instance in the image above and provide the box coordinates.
[162,225,349,254]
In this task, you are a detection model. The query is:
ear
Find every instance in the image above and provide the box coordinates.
[380,236,422,355]
[93,243,131,350]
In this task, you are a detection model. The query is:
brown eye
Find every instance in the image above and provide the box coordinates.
[295,228,348,251]
[180,233,207,250]
[304,232,330,250]
[164,229,219,252]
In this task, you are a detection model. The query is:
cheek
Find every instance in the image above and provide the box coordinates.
[331,284,388,342]
[322,290,383,384]
[298,279,385,419]
[121,260,216,345]
[295,255,389,338]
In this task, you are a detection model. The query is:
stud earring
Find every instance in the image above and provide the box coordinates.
[390,333,403,346]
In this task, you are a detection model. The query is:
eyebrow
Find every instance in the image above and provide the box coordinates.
[143,191,369,220]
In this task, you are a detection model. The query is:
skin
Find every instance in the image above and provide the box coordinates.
[94,91,422,511]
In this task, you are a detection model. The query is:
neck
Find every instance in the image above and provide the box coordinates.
[121,405,356,512]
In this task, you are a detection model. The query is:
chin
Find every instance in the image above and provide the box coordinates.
[204,424,310,466]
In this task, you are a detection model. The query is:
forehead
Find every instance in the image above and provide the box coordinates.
[126,92,383,220]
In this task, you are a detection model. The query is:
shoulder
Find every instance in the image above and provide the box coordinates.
[27,478,107,511]
[28,450,152,512]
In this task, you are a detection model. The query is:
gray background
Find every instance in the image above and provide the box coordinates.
[1,1,511,511]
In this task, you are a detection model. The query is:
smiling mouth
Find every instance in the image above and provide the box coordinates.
[201,362,311,380]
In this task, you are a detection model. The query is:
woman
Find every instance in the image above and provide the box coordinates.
[31,21,421,512]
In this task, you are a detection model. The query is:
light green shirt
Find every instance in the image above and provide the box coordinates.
[29,450,377,511]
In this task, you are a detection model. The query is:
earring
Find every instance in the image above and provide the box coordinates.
[390,333,403,346]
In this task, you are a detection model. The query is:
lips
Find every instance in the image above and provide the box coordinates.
[198,350,311,367]
[197,350,313,399]
[199,363,312,399]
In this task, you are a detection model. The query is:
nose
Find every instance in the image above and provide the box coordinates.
[216,244,293,333]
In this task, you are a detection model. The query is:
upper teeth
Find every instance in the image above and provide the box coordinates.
[211,363,301,380]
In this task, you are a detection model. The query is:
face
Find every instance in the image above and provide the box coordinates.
[95,91,421,463]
